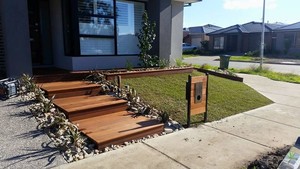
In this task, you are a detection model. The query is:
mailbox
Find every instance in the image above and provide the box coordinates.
[186,74,209,127]
[194,82,203,103]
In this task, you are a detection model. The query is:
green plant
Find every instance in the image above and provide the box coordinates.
[158,112,170,123]
[125,59,133,71]
[199,63,218,70]
[137,11,158,68]
[200,40,209,51]
[159,59,169,69]
[175,58,189,67]
[19,74,88,162]
[244,50,260,57]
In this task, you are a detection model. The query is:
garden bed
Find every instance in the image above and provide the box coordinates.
[105,67,194,80]
[196,68,244,82]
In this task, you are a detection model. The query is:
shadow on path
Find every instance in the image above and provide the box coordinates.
[1,141,62,168]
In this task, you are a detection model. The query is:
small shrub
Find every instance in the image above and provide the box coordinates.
[137,11,158,68]
[159,59,169,69]
[200,40,209,51]
[158,112,170,123]
[244,50,260,57]
[199,64,218,70]
[175,58,188,67]
[125,60,133,71]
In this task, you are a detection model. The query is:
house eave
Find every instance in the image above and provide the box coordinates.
[174,0,202,3]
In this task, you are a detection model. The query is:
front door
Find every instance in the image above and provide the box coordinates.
[28,0,53,66]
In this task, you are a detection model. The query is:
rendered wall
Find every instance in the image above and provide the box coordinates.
[170,1,184,65]
[0,0,32,77]
[49,0,73,70]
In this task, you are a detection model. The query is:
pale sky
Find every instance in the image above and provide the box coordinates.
[183,0,300,28]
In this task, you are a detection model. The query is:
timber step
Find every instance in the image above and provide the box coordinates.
[54,95,128,121]
[40,80,164,150]
[39,81,101,99]
[73,111,164,149]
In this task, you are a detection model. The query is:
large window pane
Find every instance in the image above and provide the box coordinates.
[80,37,114,55]
[78,0,114,16]
[116,0,144,55]
[79,17,114,35]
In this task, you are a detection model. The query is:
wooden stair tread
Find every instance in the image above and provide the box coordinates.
[40,81,99,92]
[39,78,164,150]
[73,111,163,145]
[56,98,127,113]
[53,95,115,107]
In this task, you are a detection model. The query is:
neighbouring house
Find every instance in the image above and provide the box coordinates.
[0,0,201,78]
[183,24,221,49]
[274,22,300,56]
[207,21,284,54]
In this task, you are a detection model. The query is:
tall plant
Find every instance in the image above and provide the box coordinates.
[137,11,158,68]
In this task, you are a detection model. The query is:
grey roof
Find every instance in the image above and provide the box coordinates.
[187,24,222,34]
[275,22,300,31]
[208,21,285,35]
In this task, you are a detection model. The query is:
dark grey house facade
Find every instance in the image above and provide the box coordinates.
[274,22,300,55]
[183,24,222,48]
[0,0,200,78]
[207,22,284,54]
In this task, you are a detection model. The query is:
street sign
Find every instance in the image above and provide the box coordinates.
[186,74,209,127]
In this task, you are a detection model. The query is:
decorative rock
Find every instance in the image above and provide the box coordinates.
[164,128,173,134]
[151,115,157,119]
[94,149,100,154]
[67,156,74,163]
[78,155,84,160]
[153,134,159,138]
[104,147,110,152]
[124,142,130,146]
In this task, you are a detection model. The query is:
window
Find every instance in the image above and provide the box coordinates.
[62,0,145,56]
[116,0,144,54]
[214,37,224,49]
[78,0,115,55]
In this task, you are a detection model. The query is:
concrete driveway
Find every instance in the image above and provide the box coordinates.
[55,74,300,169]
[183,56,300,75]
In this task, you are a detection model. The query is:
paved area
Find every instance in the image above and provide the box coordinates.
[0,97,66,169]
[55,74,300,169]
[184,56,300,74]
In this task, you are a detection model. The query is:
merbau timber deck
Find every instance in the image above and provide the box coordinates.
[39,80,163,150]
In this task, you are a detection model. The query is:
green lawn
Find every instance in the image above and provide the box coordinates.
[232,66,300,84]
[230,56,260,62]
[182,54,200,58]
[122,71,272,125]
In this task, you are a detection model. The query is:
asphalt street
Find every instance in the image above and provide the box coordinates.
[183,56,300,75]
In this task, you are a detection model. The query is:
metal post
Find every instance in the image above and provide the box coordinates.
[186,75,192,128]
[260,0,266,69]
[204,73,209,122]
[117,75,121,97]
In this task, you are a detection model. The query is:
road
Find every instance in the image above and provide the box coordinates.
[183,56,300,75]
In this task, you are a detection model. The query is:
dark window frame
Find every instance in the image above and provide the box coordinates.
[62,0,146,57]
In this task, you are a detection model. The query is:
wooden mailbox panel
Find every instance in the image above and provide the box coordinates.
[188,76,207,115]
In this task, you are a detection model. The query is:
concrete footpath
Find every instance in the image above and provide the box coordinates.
[55,74,300,169]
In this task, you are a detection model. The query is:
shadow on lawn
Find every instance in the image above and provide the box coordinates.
[2,141,62,168]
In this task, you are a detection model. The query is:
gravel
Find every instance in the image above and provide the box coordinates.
[0,97,66,169]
